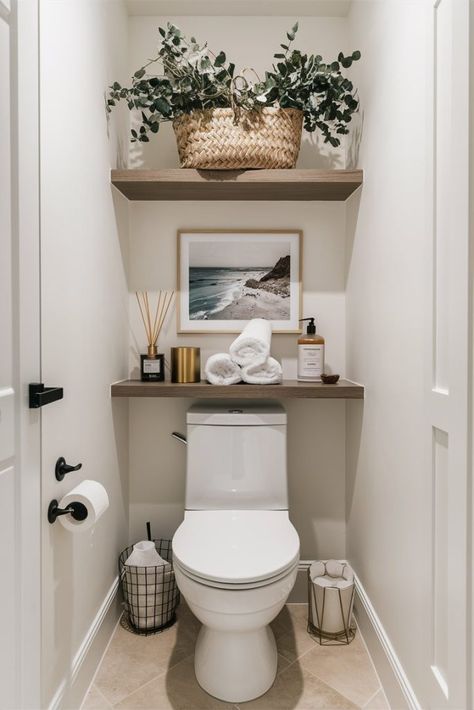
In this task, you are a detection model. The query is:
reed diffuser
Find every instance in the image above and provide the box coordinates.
[136,290,174,381]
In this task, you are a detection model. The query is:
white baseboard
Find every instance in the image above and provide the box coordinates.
[49,577,121,710]
[353,572,421,710]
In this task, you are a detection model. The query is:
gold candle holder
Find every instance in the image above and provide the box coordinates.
[171,347,201,383]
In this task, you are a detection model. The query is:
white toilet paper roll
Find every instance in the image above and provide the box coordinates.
[58,479,109,532]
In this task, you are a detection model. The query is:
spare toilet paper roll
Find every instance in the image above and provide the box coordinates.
[58,479,109,532]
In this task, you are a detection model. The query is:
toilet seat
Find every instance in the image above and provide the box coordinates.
[172,510,300,588]
[173,556,298,590]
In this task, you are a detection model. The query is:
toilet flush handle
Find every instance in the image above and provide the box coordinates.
[171,432,187,445]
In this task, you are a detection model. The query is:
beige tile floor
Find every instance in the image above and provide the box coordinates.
[83,603,389,710]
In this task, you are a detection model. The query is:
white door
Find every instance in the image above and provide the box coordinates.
[426,0,470,707]
[0,1,41,708]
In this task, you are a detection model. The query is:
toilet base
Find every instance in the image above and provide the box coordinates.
[194,624,278,703]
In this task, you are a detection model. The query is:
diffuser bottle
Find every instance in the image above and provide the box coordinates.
[297,317,325,381]
[140,345,165,382]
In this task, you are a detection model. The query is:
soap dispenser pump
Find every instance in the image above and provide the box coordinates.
[297,317,325,382]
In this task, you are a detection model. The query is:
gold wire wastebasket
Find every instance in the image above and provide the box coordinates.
[307,560,356,645]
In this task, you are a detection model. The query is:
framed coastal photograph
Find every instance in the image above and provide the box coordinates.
[177,230,302,333]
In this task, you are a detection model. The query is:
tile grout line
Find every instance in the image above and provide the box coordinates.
[354,618,387,698]
[110,651,196,707]
[297,653,380,709]
[281,626,382,709]
[93,683,114,709]
[296,663,362,707]
[362,687,385,708]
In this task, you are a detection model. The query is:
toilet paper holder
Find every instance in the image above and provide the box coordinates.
[48,499,88,525]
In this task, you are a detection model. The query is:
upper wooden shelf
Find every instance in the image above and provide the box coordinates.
[110,379,364,399]
[111,169,363,202]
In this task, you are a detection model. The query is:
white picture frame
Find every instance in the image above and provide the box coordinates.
[177,229,302,333]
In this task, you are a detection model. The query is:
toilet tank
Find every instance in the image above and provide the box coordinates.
[185,401,287,510]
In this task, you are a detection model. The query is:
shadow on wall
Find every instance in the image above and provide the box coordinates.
[346,109,363,171]
[49,528,74,700]
[345,400,364,527]
[112,398,131,537]
[287,400,347,561]
[345,189,362,287]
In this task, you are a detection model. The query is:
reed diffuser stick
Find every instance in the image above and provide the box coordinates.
[153,288,165,338]
[157,291,173,341]
[136,290,175,353]
[136,292,151,344]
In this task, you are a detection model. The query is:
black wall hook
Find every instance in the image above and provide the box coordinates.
[55,457,82,481]
[48,499,88,525]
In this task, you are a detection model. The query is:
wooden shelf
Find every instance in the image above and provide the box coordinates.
[110,379,364,399]
[111,169,363,201]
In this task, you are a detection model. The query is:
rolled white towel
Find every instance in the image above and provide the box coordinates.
[205,353,242,385]
[229,318,272,367]
[125,541,170,569]
[242,356,282,385]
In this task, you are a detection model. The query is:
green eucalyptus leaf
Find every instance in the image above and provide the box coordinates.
[134,68,146,79]
[154,97,171,114]
[214,51,226,66]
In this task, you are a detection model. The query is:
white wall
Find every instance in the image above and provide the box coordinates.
[39,2,130,707]
[126,16,352,561]
[345,1,442,706]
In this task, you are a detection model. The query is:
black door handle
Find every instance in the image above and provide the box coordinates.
[29,383,63,409]
[55,457,82,481]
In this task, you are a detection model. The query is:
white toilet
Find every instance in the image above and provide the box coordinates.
[172,401,300,703]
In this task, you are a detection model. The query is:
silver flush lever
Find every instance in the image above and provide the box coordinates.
[171,432,187,445]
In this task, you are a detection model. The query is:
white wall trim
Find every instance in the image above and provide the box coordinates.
[0,1,10,23]
[353,572,421,710]
[48,576,120,710]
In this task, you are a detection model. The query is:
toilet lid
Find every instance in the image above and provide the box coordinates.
[172,510,300,585]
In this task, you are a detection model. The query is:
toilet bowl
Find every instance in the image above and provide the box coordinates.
[173,509,299,703]
[172,401,300,703]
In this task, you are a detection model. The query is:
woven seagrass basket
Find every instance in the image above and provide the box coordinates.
[173,107,303,169]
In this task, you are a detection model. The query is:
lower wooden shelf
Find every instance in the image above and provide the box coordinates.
[110,379,364,399]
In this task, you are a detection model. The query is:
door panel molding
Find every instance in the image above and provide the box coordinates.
[427,0,470,706]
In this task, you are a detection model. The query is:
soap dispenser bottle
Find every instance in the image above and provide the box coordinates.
[297,317,325,382]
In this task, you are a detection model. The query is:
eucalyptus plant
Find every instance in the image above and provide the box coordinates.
[107,22,360,147]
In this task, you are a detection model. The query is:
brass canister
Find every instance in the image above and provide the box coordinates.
[171,347,201,383]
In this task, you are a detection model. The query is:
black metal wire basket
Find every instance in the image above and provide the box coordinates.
[119,538,180,635]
